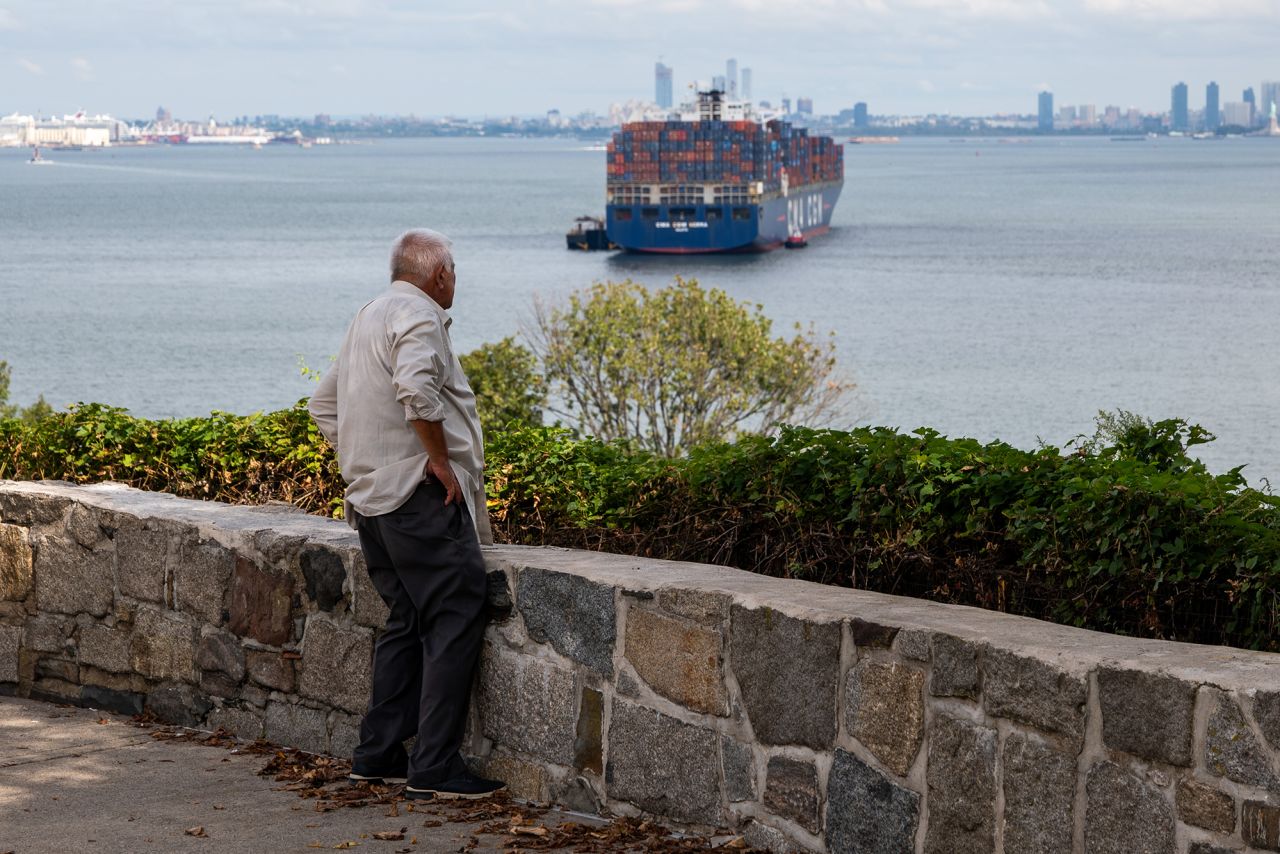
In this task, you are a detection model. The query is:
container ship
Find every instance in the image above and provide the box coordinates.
[605,91,843,253]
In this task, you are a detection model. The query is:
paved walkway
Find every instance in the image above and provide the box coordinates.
[0,696,641,854]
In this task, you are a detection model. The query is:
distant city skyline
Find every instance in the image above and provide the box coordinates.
[3,1,1279,119]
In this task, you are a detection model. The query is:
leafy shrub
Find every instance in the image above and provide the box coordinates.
[458,337,547,434]
[0,402,344,517]
[529,278,851,456]
[0,361,51,423]
[2,405,1276,650]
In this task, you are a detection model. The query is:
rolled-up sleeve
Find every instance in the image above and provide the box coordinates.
[390,309,450,422]
[308,365,340,444]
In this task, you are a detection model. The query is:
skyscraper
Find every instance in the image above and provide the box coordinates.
[726,58,738,99]
[853,102,868,128]
[1244,87,1257,125]
[741,68,753,101]
[1205,82,1220,129]
[796,97,813,115]
[1038,91,1053,132]
[1171,82,1189,131]
[1223,102,1252,127]
[655,62,673,109]
[712,75,727,93]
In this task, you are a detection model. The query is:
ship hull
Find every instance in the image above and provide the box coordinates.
[606,181,843,254]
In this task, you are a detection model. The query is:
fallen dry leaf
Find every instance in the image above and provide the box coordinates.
[184,826,207,838]
[509,824,549,837]
[97,718,109,725]
[371,829,405,841]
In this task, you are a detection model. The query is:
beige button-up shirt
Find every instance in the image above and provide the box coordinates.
[308,280,491,544]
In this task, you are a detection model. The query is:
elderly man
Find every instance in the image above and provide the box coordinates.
[308,229,504,800]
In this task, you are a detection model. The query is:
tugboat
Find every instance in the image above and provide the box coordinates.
[566,216,616,251]
[783,229,808,249]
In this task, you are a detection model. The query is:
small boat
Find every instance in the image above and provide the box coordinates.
[566,216,617,251]
[27,146,52,165]
[783,231,808,249]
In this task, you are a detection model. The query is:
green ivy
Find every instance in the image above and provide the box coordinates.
[3,406,1276,650]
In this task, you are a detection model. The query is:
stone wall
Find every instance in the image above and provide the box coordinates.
[2,480,1279,854]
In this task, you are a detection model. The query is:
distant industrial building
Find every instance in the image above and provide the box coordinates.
[1038,91,1053,131]
[1205,82,1220,130]
[655,62,674,109]
[0,112,124,147]
[155,106,171,124]
[1171,82,1189,131]
[781,97,791,115]
[741,68,752,101]
[726,58,738,98]
[796,97,813,115]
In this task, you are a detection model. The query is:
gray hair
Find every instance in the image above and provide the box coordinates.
[390,229,452,282]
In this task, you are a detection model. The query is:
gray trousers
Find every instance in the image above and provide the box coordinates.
[351,480,487,785]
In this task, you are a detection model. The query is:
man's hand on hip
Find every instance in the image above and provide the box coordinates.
[427,457,461,506]
[411,419,461,506]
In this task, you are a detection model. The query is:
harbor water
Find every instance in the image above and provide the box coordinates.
[1,136,1277,484]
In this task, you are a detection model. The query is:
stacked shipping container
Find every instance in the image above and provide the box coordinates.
[606,118,842,190]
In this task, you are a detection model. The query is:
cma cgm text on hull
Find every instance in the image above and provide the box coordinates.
[605,90,844,254]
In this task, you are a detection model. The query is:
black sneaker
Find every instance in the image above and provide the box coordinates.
[405,772,507,800]
[348,761,408,784]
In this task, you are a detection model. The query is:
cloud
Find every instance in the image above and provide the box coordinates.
[71,56,93,81]
[903,0,1053,19]
[0,7,19,30]
[16,57,43,75]
[1082,0,1280,19]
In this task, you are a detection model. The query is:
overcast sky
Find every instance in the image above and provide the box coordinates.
[3,0,1279,120]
